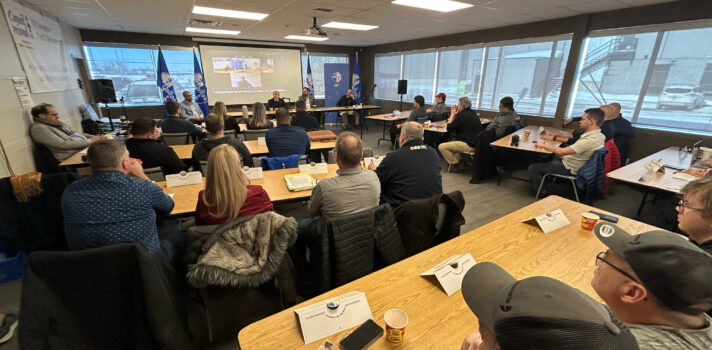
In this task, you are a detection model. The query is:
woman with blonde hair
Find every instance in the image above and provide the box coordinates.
[194,144,273,225]
[214,101,238,131]
[247,102,273,129]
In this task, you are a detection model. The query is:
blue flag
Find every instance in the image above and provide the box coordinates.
[193,49,210,116]
[306,54,314,96]
[352,52,361,104]
[156,47,177,103]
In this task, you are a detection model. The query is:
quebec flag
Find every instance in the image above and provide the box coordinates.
[193,49,210,116]
[352,52,361,104]
[156,47,177,102]
[306,54,314,96]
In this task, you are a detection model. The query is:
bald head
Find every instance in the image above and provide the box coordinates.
[335,131,362,168]
[599,105,615,120]
[609,103,621,117]
[275,107,291,124]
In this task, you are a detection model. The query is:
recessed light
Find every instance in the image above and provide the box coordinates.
[322,22,379,31]
[192,6,268,20]
[186,27,241,35]
[392,0,474,13]
[284,35,329,42]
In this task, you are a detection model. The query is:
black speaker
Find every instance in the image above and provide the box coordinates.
[90,79,117,103]
[397,80,407,95]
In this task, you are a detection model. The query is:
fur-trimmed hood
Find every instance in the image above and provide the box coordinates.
[186,211,297,288]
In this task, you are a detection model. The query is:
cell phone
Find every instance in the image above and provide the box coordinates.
[589,210,619,223]
[339,319,383,350]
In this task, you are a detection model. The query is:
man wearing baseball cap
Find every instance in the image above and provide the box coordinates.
[460,262,639,350]
[431,93,449,114]
[592,222,712,349]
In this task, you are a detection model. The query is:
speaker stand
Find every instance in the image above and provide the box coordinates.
[399,94,403,111]
[103,102,114,131]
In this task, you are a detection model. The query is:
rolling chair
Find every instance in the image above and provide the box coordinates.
[143,167,165,182]
[243,129,267,141]
[161,132,191,146]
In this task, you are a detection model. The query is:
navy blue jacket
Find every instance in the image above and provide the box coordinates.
[375,139,442,206]
[265,124,311,157]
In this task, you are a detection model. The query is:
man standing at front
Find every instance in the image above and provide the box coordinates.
[527,108,605,192]
[179,90,204,124]
[62,140,183,266]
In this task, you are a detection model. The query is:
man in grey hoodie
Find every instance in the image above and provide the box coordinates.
[486,96,517,139]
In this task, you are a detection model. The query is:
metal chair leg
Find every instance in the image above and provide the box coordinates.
[535,174,549,201]
[571,179,580,202]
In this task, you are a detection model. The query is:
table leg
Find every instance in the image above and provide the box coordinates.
[636,191,649,216]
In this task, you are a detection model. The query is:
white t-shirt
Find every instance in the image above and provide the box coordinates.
[561,129,604,174]
[628,314,712,350]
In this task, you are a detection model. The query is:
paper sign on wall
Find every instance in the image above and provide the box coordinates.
[294,291,373,344]
[299,162,328,174]
[420,254,476,296]
[522,209,570,233]
[12,78,35,108]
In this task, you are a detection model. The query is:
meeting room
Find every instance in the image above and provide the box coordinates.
[1,0,712,349]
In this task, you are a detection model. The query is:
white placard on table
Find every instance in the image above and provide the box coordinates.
[242,167,263,180]
[420,254,476,296]
[294,291,373,344]
[257,137,266,145]
[298,162,328,175]
[364,156,385,169]
[165,171,203,188]
[538,126,546,134]
[167,193,175,199]
[522,208,571,234]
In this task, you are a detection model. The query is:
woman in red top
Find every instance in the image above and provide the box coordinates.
[195,144,273,225]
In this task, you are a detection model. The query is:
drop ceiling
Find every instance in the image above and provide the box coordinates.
[23,0,678,46]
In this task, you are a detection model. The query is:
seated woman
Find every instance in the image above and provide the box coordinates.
[214,101,237,132]
[194,144,273,225]
[246,102,273,130]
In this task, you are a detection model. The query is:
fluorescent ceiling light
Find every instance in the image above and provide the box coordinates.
[192,6,268,20]
[392,0,474,12]
[284,35,329,42]
[186,27,241,35]
[322,22,379,31]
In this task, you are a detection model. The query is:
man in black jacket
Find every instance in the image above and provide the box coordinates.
[369,122,441,206]
[291,100,319,131]
[266,91,287,110]
[191,113,253,169]
[438,97,482,172]
[125,118,187,175]
[160,101,205,142]
[337,89,359,129]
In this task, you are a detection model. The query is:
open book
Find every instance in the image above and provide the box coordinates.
[284,173,316,191]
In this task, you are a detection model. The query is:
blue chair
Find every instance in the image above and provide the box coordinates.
[261,154,303,170]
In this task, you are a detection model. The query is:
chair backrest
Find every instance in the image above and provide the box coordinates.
[434,202,447,231]
[199,160,208,176]
[143,167,165,182]
[32,141,61,173]
[261,154,302,170]
[161,132,190,146]
[243,129,267,141]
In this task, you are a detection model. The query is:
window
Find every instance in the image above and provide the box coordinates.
[374,55,402,100]
[436,47,484,106]
[84,44,200,106]
[569,25,712,132]
[301,53,349,99]
[402,52,436,104]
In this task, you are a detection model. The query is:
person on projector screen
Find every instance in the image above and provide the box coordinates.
[298,87,315,109]
[338,88,359,129]
[179,91,204,124]
[266,91,287,110]
[237,76,253,90]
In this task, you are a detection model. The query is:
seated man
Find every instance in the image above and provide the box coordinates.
[337,88,359,129]
[591,222,712,349]
[430,92,448,114]
[265,107,310,157]
[125,117,187,175]
[527,108,605,192]
[370,122,442,206]
[179,90,204,124]
[62,140,183,266]
[388,95,427,148]
[607,102,635,163]
[553,105,615,144]
[486,96,516,139]
[266,90,287,110]
[161,100,204,142]
[291,100,319,131]
[438,97,482,173]
[460,262,639,350]
[677,178,712,254]
[29,103,103,161]
[192,113,253,169]
[298,87,315,109]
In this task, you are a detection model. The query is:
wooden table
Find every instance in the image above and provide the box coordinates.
[158,163,343,215]
[59,148,89,166]
[243,140,336,156]
[366,111,412,146]
[230,105,381,131]
[424,117,493,134]
[607,146,693,214]
[490,125,572,154]
[237,196,656,349]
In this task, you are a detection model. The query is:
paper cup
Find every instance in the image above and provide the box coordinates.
[384,308,408,344]
[523,130,531,139]
[581,212,599,231]
[701,147,712,161]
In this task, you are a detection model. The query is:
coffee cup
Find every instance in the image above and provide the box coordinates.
[523,130,531,139]
[384,308,408,344]
[581,212,599,231]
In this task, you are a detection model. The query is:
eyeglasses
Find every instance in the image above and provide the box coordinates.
[595,251,641,284]
[677,199,704,212]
